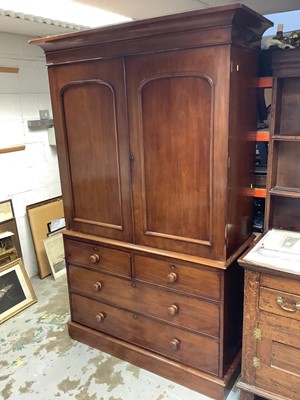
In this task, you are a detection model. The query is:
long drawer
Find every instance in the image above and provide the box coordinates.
[134,254,220,301]
[68,265,220,337]
[64,238,131,277]
[71,293,219,375]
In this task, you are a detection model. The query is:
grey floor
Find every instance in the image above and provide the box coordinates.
[1,273,241,400]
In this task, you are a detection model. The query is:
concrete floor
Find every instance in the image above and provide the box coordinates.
[1,274,241,400]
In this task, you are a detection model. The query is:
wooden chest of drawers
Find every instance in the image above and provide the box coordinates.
[237,264,300,400]
[64,232,244,399]
[32,5,271,398]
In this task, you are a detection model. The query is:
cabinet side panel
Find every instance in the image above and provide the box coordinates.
[239,269,260,386]
[227,46,257,257]
[222,260,244,377]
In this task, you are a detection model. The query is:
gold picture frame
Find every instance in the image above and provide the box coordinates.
[0,259,37,324]
[0,199,14,223]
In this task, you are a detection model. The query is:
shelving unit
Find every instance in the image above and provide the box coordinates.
[245,76,272,201]
[244,76,273,232]
[265,48,300,232]
[238,48,300,400]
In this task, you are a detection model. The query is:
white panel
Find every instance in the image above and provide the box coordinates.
[18,66,49,94]
[0,94,22,120]
[20,94,39,119]
[0,120,25,146]
[0,70,19,93]
[38,94,52,117]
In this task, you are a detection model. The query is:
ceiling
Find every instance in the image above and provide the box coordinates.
[0,0,299,37]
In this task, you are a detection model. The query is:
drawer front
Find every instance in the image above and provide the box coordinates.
[134,255,220,300]
[259,287,300,322]
[64,238,131,277]
[68,265,220,337]
[255,321,300,399]
[261,274,300,296]
[71,293,219,375]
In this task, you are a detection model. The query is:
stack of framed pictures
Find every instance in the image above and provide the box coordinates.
[0,199,37,324]
[0,259,37,324]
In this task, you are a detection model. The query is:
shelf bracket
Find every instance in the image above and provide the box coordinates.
[27,110,53,130]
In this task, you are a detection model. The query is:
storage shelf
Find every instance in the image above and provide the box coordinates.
[247,131,270,141]
[269,186,300,198]
[243,188,266,198]
[257,77,273,88]
[257,131,270,141]
[272,135,300,141]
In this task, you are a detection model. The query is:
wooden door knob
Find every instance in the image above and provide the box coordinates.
[89,254,100,263]
[168,304,179,316]
[167,272,177,283]
[170,338,180,351]
[95,312,106,322]
[93,281,102,291]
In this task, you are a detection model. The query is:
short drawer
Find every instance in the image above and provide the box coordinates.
[259,287,300,322]
[71,293,219,375]
[134,255,220,301]
[261,274,300,296]
[64,238,131,277]
[68,265,220,337]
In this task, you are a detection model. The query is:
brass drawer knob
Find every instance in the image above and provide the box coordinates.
[89,254,100,264]
[276,296,300,313]
[95,312,106,322]
[170,338,180,351]
[167,272,178,283]
[93,281,102,292]
[168,304,179,316]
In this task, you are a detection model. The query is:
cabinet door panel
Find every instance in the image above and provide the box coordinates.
[62,81,122,227]
[255,322,300,399]
[126,48,229,259]
[48,59,132,241]
[140,76,211,243]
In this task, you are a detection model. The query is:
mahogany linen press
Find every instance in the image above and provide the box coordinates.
[31,4,271,398]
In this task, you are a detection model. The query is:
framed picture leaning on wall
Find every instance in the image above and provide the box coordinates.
[0,259,37,324]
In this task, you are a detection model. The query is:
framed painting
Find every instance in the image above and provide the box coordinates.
[43,232,66,280]
[0,199,14,223]
[26,196,64,278]
[0,259,37,324]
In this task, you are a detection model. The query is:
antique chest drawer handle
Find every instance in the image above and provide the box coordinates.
[93,281,103,292]
[167,272,178,283]
[89,254,100,264]
[95,312,106,322]
[276,296,300,312]
[170,338,180,351]
[168,304,179,316]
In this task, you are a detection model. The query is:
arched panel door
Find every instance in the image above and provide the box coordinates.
[48,59,133,241]
[126,48,229,260]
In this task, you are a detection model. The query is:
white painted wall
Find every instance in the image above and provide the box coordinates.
[0,32,62,278]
